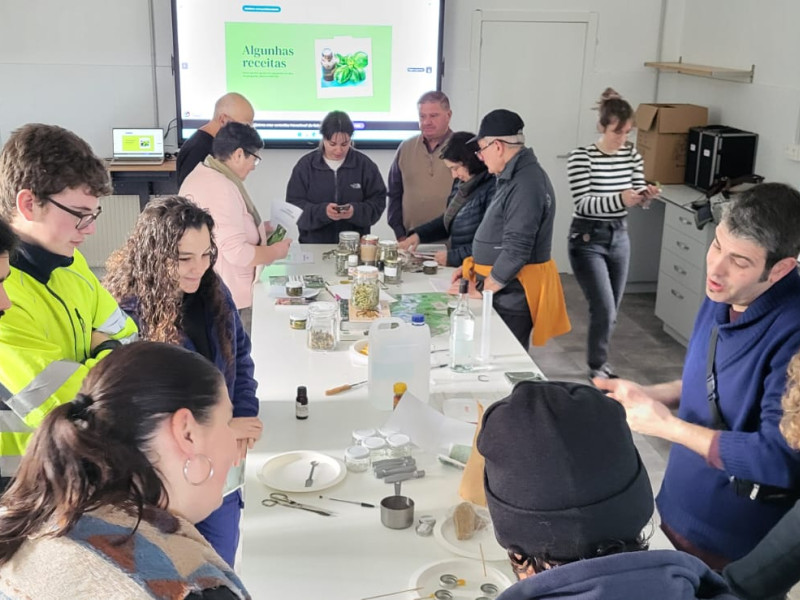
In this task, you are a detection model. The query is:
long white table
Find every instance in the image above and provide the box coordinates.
[241,245,669,599]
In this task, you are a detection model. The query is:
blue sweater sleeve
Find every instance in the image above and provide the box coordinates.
[230,302,258,418]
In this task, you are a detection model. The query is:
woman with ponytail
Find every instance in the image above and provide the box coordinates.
[567,88,660,381]
[0,342,250,599]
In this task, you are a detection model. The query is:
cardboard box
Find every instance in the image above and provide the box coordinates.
[635,103,708,184]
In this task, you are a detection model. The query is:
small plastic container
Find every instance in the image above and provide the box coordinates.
[344,445,370,472]
[386,433,412,459]
[363,436,388,463]
[352,427,377,445]
[285,281,303,297]
[289,313,307,330]
[422,260,438,275]
[377,425,400,439]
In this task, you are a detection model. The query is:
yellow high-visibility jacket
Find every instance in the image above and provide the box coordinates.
[0,243,138,477]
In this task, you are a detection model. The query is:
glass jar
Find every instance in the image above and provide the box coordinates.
[352,427,377,445]
[363,436,388,463]
[334,249,350,277]
[338,231,360,255]
[386,433,412,459]
[379,240,401,284]
[360,234,379,265]
[344,445,370,472]
[351,266,380,313]
[306,301,338,351]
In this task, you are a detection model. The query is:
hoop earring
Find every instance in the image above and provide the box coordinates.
[183,454,214,486]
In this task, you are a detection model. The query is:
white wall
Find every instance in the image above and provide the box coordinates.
[657,0,800,187]
[8,0,796,237]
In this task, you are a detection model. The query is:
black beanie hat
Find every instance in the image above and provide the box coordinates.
[477,380,654,560]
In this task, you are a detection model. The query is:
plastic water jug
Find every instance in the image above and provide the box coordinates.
[368,314,431,410]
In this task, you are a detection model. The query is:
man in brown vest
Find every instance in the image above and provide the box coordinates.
[387,91,453,240]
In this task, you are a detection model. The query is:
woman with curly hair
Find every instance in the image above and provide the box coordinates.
[724,351,800,599]
[104,196,262,567]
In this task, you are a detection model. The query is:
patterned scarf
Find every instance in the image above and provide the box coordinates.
[203,155,264,244]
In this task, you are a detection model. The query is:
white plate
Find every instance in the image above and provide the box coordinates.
[257,451,346,493]
[268,285,321,299]
[409,558,512,599]
[349,340,369,366]
[433,514,507,562]
[442,398,480,424]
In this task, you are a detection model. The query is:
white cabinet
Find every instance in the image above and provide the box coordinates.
[655,186,716,345]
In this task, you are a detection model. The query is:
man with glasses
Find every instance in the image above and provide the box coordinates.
[0,124,138,488]
[453,109,570,350]
[177,92,255,187]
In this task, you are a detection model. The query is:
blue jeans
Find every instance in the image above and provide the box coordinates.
[568,217,630,370]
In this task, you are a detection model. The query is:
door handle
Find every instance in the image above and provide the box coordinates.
[673,264,687,276]
[675,241,690,252]
[556,154,570,159]
[670,289,685,300]
[678,216,693,226]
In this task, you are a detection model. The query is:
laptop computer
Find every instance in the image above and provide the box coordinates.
[110,128,165,165]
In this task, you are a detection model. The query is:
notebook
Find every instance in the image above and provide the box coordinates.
[110,128,165,165]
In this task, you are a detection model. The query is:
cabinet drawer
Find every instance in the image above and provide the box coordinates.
[656,272,703,342]
[658,248,705,295]
[664,202,710,245]
[662,225,709,269]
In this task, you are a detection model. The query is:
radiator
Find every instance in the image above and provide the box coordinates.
[79,195,141,268]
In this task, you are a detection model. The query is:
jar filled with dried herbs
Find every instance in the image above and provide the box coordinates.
[351,266,380,312]
[379,240,401,284]
[306,301,338,351]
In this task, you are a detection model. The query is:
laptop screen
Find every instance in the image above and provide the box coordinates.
[112,128,165,159]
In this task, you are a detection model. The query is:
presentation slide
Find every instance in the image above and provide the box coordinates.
[173,0,444,147]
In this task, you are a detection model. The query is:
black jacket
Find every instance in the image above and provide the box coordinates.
[286,148,386,243]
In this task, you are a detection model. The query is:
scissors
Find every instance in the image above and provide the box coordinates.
[261,492,335,517]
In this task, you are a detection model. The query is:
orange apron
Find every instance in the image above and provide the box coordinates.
[462,256,571,347]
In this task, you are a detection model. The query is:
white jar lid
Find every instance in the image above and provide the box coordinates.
[363,436,387,450]
[345,445,370,460]
[352,428,376,441]
[386,433,411,448]
[378,426,400,438]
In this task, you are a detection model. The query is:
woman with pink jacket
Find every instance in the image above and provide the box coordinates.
[179,123,291,331]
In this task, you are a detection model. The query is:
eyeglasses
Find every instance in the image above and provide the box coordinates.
[243,149,262,166]
[474,140,497,157]
[44,197,102,230]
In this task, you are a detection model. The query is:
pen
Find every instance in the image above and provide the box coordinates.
[319,495,375,508]
[324,283,342,302]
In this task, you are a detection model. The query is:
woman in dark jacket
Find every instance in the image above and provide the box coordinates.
[286,110,386,243]
[399,131,495,267]
[104,196,262,568]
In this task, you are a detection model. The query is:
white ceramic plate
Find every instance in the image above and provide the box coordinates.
[268,285,321,299]
[257,451,346,493]
[349,340,369,366]
[409,558,512,599]
[441,398,480,424]
[433,514,507,562]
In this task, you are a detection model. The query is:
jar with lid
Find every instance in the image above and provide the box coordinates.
[352,427,377,445]
[344,445,370,472]
[378,240,401,284]
[360,234,379,265]
[338,231,360,254]
[386,433,412,459]
[351,266,380,313]
[306,301,338,351]
[362,436,388,463]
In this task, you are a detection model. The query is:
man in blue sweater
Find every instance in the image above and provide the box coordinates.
[596,182,800,569]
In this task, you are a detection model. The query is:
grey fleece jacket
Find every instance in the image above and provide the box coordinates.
[471,147,555,285]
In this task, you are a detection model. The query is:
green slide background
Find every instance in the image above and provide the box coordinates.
[225,23,392,112]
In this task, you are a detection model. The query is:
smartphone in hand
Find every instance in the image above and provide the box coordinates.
[266,224,287,245]
[335,204,351,213]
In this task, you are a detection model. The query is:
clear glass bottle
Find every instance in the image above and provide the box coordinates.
[351,266,380,313]
[449,279,475,372]
[386,433,412,458]
[362,436,388,463]
[344,445,370,472]
[338,231,361,277]
[306,301,338,351]
[379,240,401,284]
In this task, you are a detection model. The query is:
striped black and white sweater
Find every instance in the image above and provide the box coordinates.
[567,143,647,220]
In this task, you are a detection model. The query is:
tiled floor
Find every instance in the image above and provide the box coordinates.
[538,275,799,598]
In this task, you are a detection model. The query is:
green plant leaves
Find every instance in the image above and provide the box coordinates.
[332,51,368,85]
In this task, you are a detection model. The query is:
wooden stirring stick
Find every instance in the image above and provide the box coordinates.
[360,586,423,600]
[479,542,487,577]
[325,380,367,396]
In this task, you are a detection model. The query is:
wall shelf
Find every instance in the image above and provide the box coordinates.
[645,58,754,83]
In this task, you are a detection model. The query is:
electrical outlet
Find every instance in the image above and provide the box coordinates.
[785,144,800,162]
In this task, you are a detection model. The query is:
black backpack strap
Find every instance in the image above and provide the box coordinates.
[706,326,729,430]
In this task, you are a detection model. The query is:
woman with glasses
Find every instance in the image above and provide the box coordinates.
[398,131,495,266]
[0,342,251,599]
[567,88,660,381]
[286,110,386,243]
[104,196,261,567]
[180,122,291,331]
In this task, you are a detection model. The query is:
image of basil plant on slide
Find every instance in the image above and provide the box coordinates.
[316,36,374,99]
